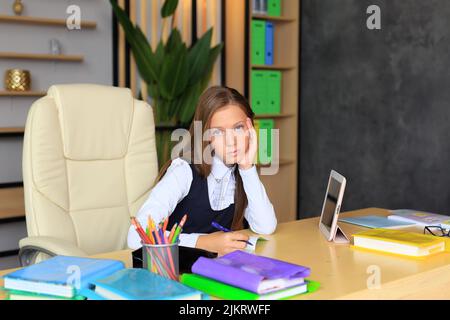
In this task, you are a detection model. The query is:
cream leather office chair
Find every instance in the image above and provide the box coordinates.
[19,84,158,266]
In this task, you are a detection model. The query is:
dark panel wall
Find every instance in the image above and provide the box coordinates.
[299,0,450,218]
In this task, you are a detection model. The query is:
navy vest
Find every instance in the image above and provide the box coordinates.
[167,164,247,234]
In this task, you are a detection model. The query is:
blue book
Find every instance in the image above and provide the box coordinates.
[339,215,416,229]
[90,269,205,300]
[265,22,274,65]
[3,256,125,298]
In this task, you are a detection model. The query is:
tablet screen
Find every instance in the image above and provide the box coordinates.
[321,177,342,229]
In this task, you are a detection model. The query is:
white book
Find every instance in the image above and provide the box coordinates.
[387,209,450,227]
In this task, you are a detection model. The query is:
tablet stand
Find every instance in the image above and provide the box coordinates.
[332,224,350,244]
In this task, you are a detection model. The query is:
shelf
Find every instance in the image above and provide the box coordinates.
[252,14,295,23]
[0,187,25,220]
[0,52,83,62]
[252,64,295,71]
[0,91,45,97]
[255,113,295,119]
[225,0,300,222]
[0,127,25,135]
[0,14,97,29]
[256,158,294,168]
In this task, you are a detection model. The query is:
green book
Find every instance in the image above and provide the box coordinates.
[268,0,282,17]
[255,119,274,164]
[251,70,268,114]
[181,274,319,300]
[251,19,266,65]
[266,71,282,114]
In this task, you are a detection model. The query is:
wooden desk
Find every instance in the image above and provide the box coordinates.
[2,208,450,300]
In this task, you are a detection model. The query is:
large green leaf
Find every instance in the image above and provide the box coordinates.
[161,0,179,18]
[205,44,224,75]
[178,82,204,125]
[166,29,184,54]
[177,44,224,124]
[159,46,189,100]
[187,29,214,85]
[110,0,158,83]
[135,24,162,78]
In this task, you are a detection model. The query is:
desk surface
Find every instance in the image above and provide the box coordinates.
[2,208,450,300]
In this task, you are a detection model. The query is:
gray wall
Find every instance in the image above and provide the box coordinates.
[299,0,450,218]
[0,0,113,183]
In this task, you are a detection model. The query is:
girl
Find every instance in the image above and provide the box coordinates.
[127,86,277,256]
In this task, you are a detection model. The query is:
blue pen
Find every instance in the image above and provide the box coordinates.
[211,221,254,246]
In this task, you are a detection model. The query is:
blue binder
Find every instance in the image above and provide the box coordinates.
[265,22,274,65]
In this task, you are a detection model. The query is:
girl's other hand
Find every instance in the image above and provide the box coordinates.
[237,118,257,170]
[196,231,250,256]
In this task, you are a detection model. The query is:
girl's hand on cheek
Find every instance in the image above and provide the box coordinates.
[238,118,257,170]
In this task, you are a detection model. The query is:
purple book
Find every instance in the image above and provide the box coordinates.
[191,250,310,294]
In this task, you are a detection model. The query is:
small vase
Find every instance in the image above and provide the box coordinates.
[4,69,31,92]
[13,0,24,16]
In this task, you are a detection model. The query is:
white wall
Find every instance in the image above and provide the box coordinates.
[0,0,113,183]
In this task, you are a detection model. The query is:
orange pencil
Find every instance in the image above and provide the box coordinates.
[147,217,156,244]
[179,214,188,229]
[163,217,169,233]
[168,223,178,243]
[131,218,152,244]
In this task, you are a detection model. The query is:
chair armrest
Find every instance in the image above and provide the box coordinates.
[19,236,88,266]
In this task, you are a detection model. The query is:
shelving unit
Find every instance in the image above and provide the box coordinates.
[255,113,294,119]
[0,52,83,62]
[0,14,97,29]
[251,14,295,23]
[0,187,25,220]
[0,91,46,97]
[0,128,25,137]
[252,64,295,70]
[226,0,300,223]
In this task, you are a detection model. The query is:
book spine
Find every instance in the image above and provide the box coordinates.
[265,22,274,65]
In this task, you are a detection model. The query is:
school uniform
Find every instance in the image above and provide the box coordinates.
[127,155,277,249]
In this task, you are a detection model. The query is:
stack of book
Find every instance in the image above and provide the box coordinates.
[251,70,281,115]
[180,250,318,300]
[251,19,275,66]
[352,228,448,258]
[1,256,125,300]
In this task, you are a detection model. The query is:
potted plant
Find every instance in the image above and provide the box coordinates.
[110,0,223,168]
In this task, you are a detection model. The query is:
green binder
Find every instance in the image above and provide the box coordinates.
[181,273,320,300]
[266,71,282,114]
[255,119,274,164]
[268,0,282,17]
[251,19,266,65]
[251,70,267,115]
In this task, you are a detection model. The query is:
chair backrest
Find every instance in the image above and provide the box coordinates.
[22,84,158,255]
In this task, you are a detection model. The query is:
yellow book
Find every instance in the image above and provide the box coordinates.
[352,228,446,257]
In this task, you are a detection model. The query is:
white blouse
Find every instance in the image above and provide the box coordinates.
[127,155,277,249]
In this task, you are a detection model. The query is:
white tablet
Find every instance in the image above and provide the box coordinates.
[319,170,349,243]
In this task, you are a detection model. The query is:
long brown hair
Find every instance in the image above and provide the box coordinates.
[155,86,255,231]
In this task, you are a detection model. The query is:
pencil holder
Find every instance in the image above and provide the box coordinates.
[142,242,179,281]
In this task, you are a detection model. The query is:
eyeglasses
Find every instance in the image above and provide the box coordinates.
[423,225,450,237]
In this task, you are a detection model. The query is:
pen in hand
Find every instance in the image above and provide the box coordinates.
[211,221,254,246]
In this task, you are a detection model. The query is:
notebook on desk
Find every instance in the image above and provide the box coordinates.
[2,256,125,298]
[89,269,203,300]
[340,215,416,229]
